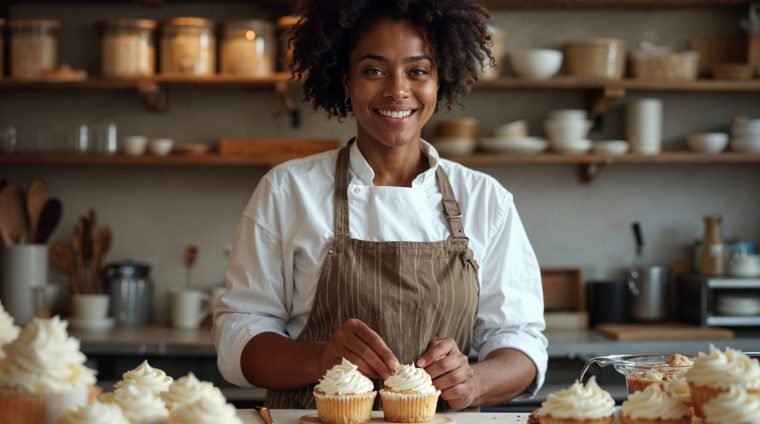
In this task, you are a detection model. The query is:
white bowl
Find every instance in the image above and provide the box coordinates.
[493,120,528,139]
[478,137,548,154]
[549,109,587,121]
[593,140,630,155]
[510,49,563,79]
[730,135,760,153]
[687,133,729,154]
[552,139,592,154]
[544,119,592,144]
[121,136,148,156]
[149,138,174,156]
[432,137,476,156]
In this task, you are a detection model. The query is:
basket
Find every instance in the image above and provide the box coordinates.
[565,38,626,79]
[629,50,700,80]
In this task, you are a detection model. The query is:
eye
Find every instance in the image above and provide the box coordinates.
[363,67,384,77]
[409,68,429,78]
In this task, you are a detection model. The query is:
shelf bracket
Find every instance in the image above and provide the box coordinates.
[586,87,626,130]
[579,161,607,183]
[137,80,167,112]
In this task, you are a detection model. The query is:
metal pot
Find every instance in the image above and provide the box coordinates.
[628,265,671,322]
[103,260,153,326]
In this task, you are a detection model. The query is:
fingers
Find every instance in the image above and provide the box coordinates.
[352,320,399,371]
[416,338,455,368]
[343,333,395,379]
[323,319,398,379]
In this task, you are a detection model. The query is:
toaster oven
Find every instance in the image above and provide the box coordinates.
[677,274,760,327]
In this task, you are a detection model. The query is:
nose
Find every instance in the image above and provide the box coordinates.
[384,71,410,101]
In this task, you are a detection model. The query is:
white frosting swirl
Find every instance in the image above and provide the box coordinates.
[383,363,438,394]
[537,376,615,420]
[0,302,20,358]
[314,358,375,395]
[164,396,242,424]
[114,360,173,395]
[0,316,96,393]
[161,372,226,410]
[663,375,691,405]
[621,382,691,420]
[703,385,760,424]
[56,400,130,424]
[686,345,760,389]
[104,383,169,423]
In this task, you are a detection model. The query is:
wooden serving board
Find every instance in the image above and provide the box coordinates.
[300,413,454,424]
[596,324,734,341]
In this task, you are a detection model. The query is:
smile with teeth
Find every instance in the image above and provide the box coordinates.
[377,109,415,119]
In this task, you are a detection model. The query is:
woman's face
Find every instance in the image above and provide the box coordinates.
[344,17,438,149]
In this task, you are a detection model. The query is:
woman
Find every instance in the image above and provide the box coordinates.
[214,0,547,410]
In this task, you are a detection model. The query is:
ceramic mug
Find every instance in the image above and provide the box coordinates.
[170,289,210,329]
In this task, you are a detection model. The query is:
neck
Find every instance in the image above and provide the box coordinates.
[355,137,429,187]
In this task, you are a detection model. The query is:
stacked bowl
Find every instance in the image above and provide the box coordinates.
[478,120,548,155]
[731,117,760,153]
[431,117,479,156]
[544,109,592,153]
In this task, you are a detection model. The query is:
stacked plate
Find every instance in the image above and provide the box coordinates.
[715,294,760,316]
[478,120,548,155]
[544,109,592,154]
[730,118,760,153]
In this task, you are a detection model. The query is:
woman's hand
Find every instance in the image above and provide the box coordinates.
[319,318,398,380]
[417,338,481,410]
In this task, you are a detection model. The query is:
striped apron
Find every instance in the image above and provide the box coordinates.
[266,140,480,409]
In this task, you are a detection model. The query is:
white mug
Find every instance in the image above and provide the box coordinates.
[170,289,210,330]
[626,98,663,155]
[71,294,110,320]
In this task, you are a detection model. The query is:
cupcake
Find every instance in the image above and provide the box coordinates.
[701,385,760,424]
[663,375,692,408]
[56,400,129,424]
[686,345,760,417]
[113,360,173,395]
[313,358,377,424]
[536,376,615,424]
[101,383,169,423]
[161,372,226,410]
[619,383,691,424]
[0,301,20,359]
[0,316,98,424]
[380,363,440,423]
[164,396,243,424]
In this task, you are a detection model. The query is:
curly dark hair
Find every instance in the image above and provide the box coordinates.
[289,0,494,119]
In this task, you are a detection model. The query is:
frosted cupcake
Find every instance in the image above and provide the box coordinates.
[101,383,169,423]
[685,345,760,417]
[113,360,173,395]
[0,317,98,424]
[537,376,615,424]
[380,363,440,423]
[164,396,243,424]
[702,385,760,424]
[161,372,226,410]
[0,301,20,359]
[619,383,691,424]
[56,400,129,424]
[313,358,377,424]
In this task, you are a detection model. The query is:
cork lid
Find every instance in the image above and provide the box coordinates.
[9,19,61,30]
[100,19,157,30]
[163,17,214,28]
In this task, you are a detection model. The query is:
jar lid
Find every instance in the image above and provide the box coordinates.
[100,19,157,30]
[105,260,151,278]
[276,15,301,29]
[9,19,61,30]
[163,17,214,28]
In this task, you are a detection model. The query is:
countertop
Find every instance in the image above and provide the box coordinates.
[237,409,535,424]
[70,326,760,358]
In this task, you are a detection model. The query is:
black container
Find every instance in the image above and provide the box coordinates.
[586,280,628,326]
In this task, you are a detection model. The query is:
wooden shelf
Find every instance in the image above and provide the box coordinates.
[0,74,294,90]
[0,0,748,7]
[474,77,760,92]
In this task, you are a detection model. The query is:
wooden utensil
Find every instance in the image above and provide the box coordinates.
[90,226,103,294]
[0,185,27,246]
[35,198,62,243]
[26,181,49,244]
[50,240,78,295]
[72,222,87,294]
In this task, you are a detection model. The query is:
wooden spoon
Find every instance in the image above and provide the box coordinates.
[0,185,27,246]
[90,226,103,293]
[72,223,87,294]
[26,181,49,244]
[35,198,62,244]
[50,240,78,295]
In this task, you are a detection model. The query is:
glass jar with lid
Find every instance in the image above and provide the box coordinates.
[276,15,300,73]
[160,17,215,76]
[220,20,275,76]
[9,19,60,79]
[100,19,157,78]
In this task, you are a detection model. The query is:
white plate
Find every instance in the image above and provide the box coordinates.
[68,317,115,332]
[552,139,592,154]
[478,137,548,154]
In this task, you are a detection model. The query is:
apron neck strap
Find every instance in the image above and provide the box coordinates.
[435,166,467,239]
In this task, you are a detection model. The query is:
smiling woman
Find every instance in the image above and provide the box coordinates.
[213,0,548,416]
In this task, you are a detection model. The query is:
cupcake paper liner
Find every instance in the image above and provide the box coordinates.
[0,386,90,424]
[313,390,376,424]
[619,412,692,424]
[379,390,440,423]
[538,416,615,424]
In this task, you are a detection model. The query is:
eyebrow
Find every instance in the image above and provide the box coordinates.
[356,54,433,64]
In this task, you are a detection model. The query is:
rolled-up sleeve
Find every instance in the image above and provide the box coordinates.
[212,177,291,387]
[471,193,548,397]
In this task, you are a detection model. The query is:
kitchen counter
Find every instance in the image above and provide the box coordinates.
[70,326,760,358]
[237,409,534,424]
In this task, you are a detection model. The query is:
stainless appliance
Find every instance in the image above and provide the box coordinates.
[103,261,153,326]
[678,274,760,327]
[629,265,671,322]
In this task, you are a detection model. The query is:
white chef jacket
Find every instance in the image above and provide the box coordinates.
[213,140,548,396]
